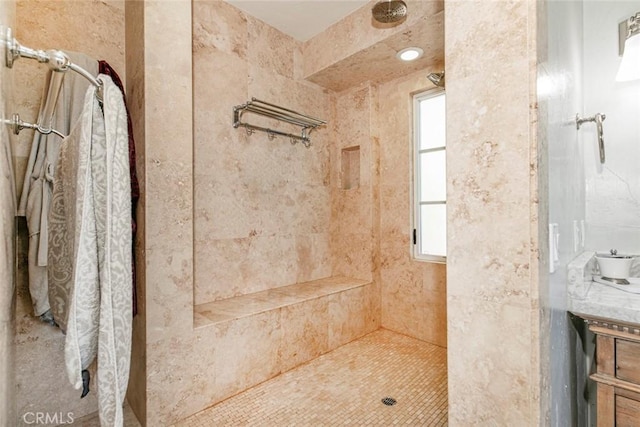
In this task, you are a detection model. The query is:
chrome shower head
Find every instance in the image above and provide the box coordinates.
[372,0,408,24]
[427,72,445,87]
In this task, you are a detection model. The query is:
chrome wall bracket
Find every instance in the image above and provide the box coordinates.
[4,113,65,139]
[5,27,59,69]
[3,26,104,139]
[576,113,606,164]
[4,27,103,101]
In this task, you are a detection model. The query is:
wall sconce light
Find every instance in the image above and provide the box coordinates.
[617,12,640,82]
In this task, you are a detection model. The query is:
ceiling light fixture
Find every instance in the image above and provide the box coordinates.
[617,11,640,82]
[397,47,423,62]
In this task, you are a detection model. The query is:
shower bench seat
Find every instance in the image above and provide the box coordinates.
[194,276,372,328]
[188,276,378,414]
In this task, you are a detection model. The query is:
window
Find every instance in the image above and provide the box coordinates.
[412,89,446,262]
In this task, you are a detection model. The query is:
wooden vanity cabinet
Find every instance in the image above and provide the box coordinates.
[587,317,640,427]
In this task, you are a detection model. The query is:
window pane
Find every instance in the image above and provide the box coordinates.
[420,150,446,202]
[420,204,446,257]
[419,95,446,150]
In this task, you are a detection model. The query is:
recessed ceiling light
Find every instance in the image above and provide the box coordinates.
[397,47,423,61]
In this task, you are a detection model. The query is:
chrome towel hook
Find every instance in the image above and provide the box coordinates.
[576,113,606,164]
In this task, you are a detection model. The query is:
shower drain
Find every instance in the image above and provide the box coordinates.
[381,397,397,406]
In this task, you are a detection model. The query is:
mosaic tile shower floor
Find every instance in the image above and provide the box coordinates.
[173,329,447,426]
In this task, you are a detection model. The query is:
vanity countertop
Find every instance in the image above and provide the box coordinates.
[568,251,640,325]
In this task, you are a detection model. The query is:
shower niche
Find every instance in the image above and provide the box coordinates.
[341,145,360,190]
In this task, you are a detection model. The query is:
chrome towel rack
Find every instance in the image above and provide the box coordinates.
[233,98,326,148]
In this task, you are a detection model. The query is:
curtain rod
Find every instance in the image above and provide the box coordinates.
[3,27,102,138]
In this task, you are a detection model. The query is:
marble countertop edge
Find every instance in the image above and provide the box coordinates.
[567,251,640,326]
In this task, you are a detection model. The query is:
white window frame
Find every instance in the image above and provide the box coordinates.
[412,88,446,263]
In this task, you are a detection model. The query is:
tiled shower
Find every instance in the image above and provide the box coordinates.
[6,1,447,424]
[1,0,550,425]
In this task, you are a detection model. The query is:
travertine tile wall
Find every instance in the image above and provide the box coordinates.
[0,3,16,424]
[123,1,381,423]
[377,70,447,347]
[322,2,446,347]
[124,2,376,423]
[329,82,382,339]
[133,5,318,424]
[129,1,194,425]
[445,0,545,424]
[331,84,374,281]
[192,0,333,304]
[329,70,448,347]
[10,1,125,423]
